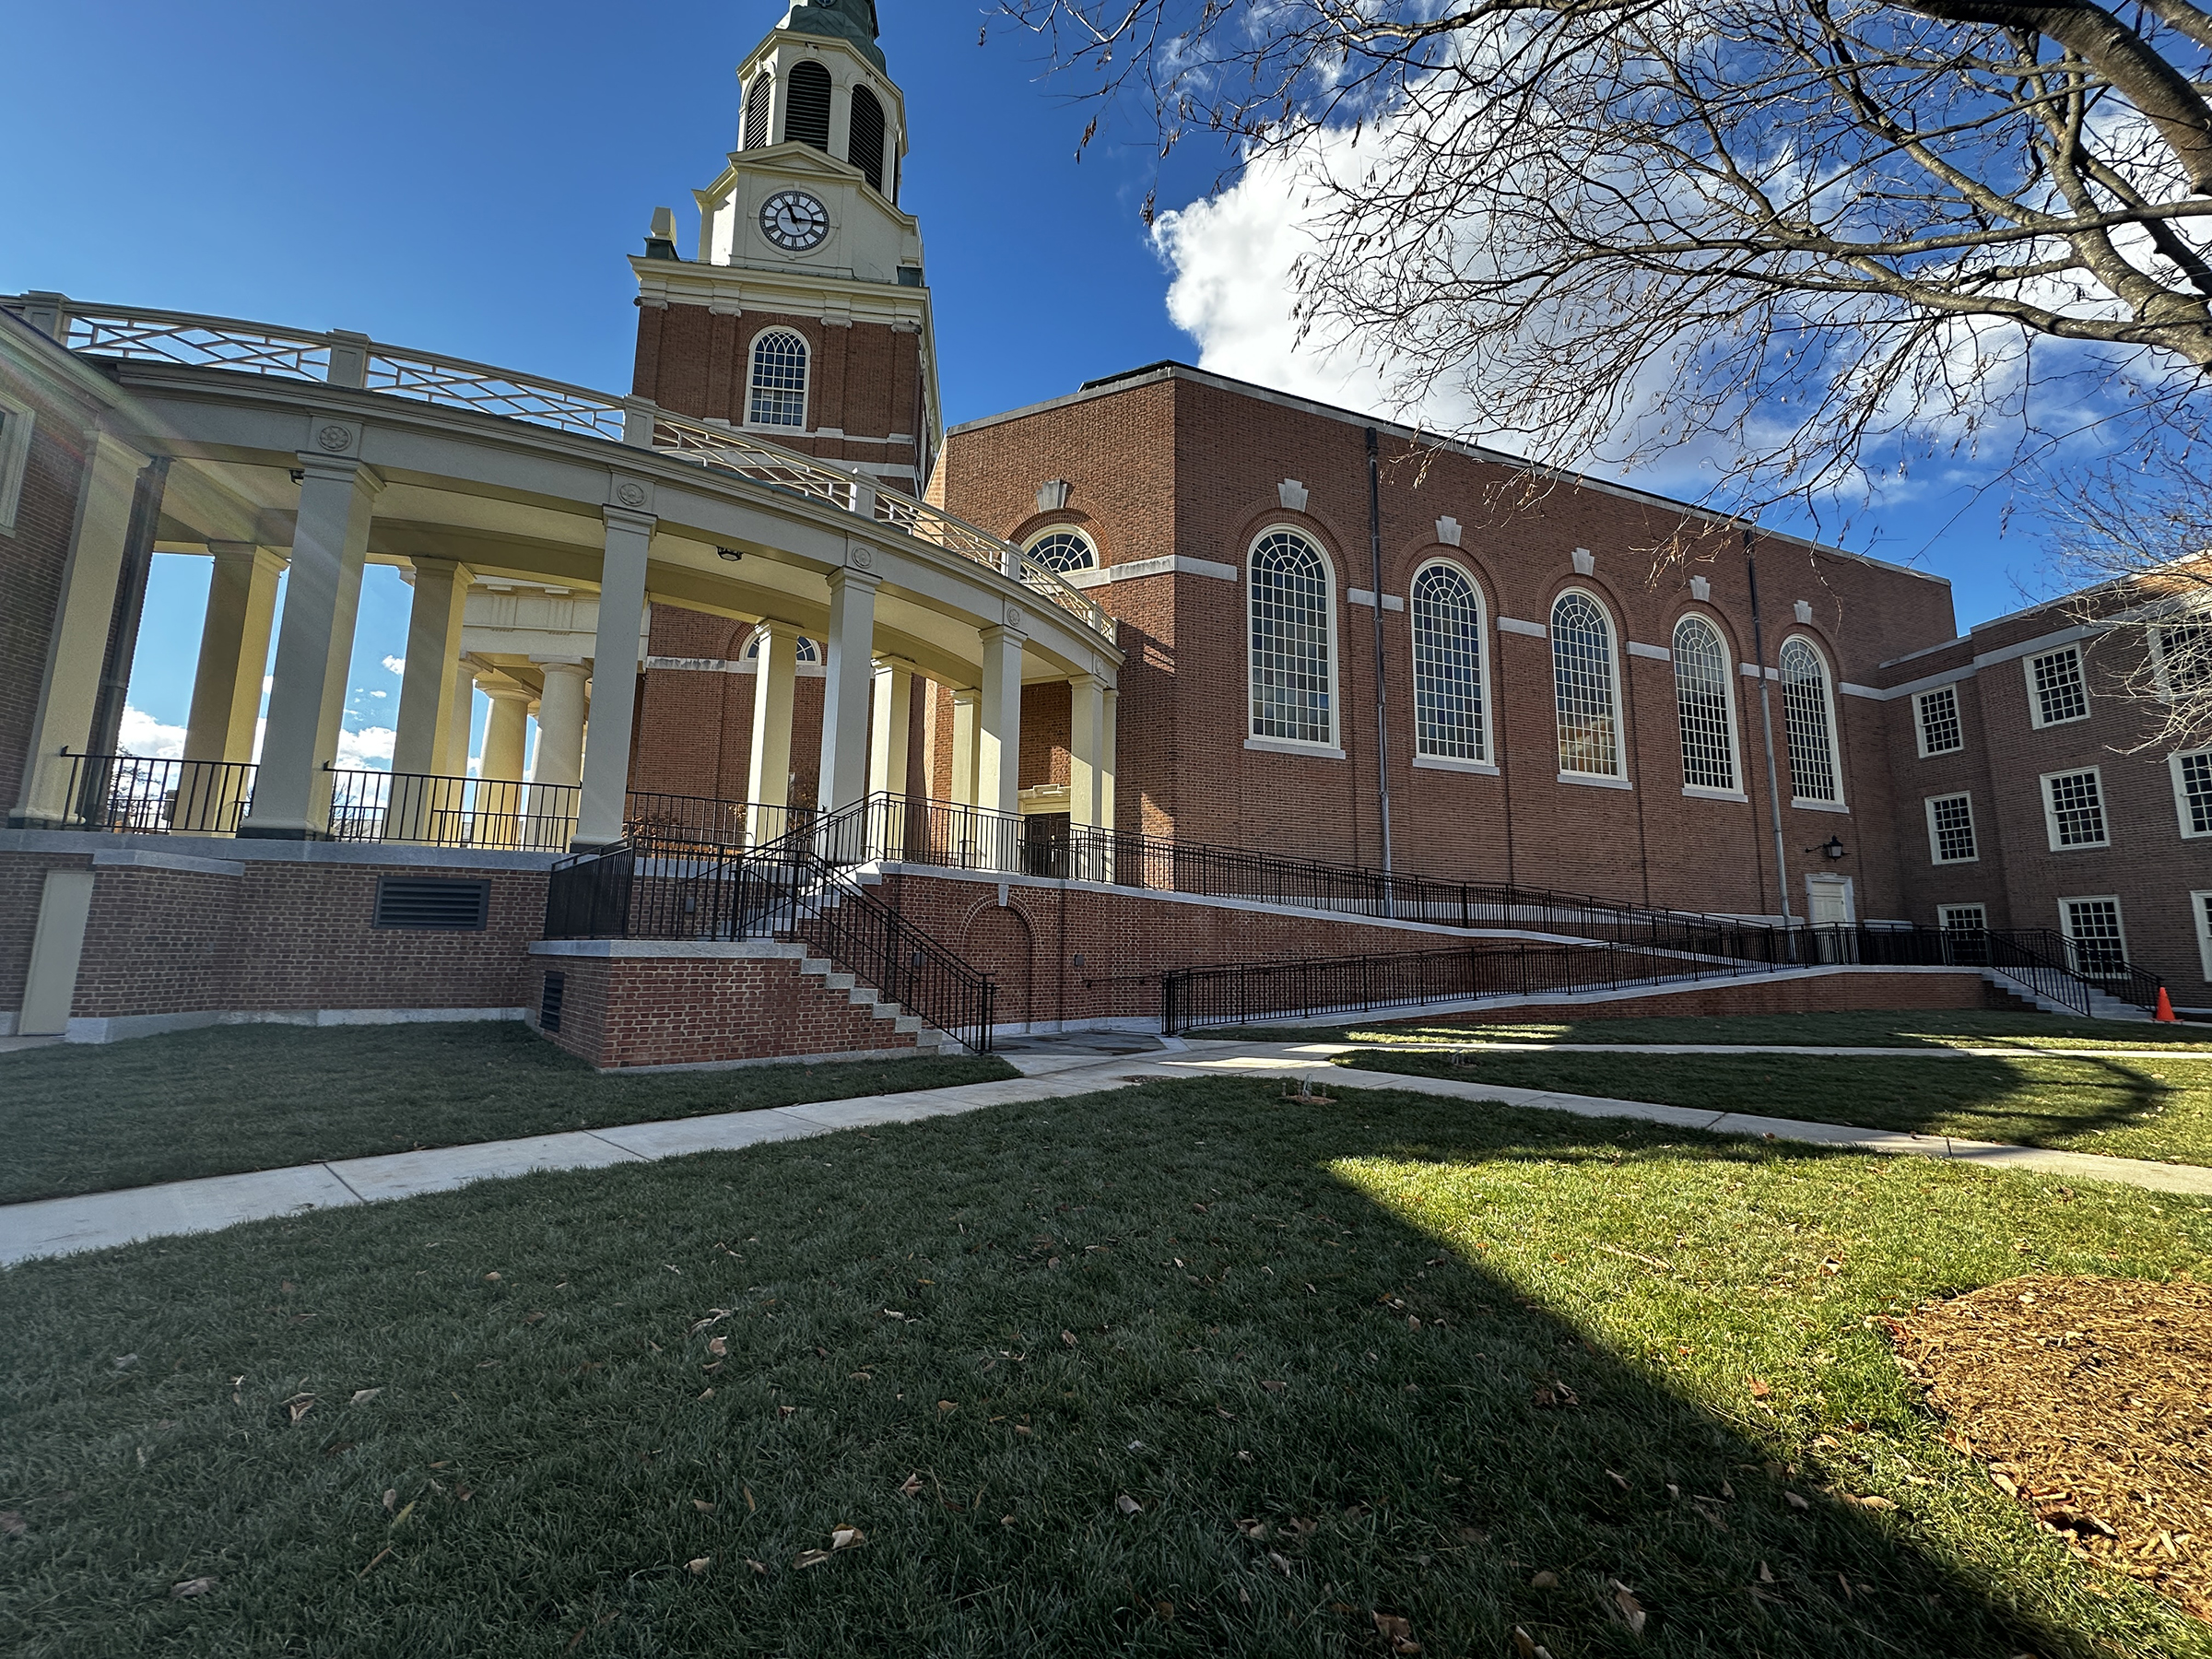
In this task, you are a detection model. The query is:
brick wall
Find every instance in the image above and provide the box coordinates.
[0,850,90,1011]
[538,951,918,1069]
[1415,968,2018,1025]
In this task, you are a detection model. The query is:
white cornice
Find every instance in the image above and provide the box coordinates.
[630,256,932,335]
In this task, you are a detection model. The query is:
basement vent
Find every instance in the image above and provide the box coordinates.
[539,971,565,1034]
[372,876,490,932]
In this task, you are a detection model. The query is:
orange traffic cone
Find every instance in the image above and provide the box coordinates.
[2155,986,2177,1023]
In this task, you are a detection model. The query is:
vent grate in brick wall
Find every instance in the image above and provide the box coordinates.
[373,876,490,931]
[539,971,565,1033]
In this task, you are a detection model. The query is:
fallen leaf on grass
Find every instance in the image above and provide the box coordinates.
[1511,1628,1556,1659]
[358,1547,393,1578]
[692,1500,715,1514]
[1532,1382,1580,1409]
[793,1549,832,1569]
[706,1336,726,1358]
[1267,1550,1292,1574]
[686,1557,712,1575]
[170,1576,218,1599]
[1371,1610,1421,1652]
[1784,1491,1810,1511]
[743,1484,756,1512]
[900,1473,924,1498]
[382,1488,397,1512]
[1259,1379,1286,1393]
[1529,1571,1559,1589]
[937,1399,958,1413]
[745,1558,767,1574]
[1606,1470,1630,1492]
[1611,1582,1647,1636]
[1116,1494,1141,1515]
[1747,1378,1772,1399]
[348,1388,382,1406]
[283,1394,315,1427]
[455,1485,473,1503]
[830,1525,865,1551]
[1061,1330,1077,1347]
[389,1500,417,1528]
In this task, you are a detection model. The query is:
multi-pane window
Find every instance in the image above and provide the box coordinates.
[1410,562,1488,762]
[2061,898,2128,978]
[747,330,808,428]
[1026,530,1097,572]
[1939,903,1988,935]
[1779,637,1841,804]
[2195,891,2212,982]
[2043,769,2109,849]
[742,629,819,663]
[1248,530,1335,745]
[1914,685,1963,757]
[1551,591,1621,777]
[1926,794,1978,864]
[2028,645,2088,727]
[2174,749,2212,838]
[2153,618,2212,698]
[1672,617,1736,792]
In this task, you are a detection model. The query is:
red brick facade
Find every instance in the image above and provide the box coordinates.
[1419,968,2022,1025]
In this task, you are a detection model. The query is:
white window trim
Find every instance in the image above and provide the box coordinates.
[2147,615,2212,702]
[1780,633,1847,811]
[1552,585,1628,782]
[2172,749,2212,840]
[1671,612,1742,796]
[1924,792,1979,865]
[2041,765,2111,852]
[1023,525,1100,573]
[2194,890,2212,982]
[1409,557,1494,766]
[742,326,810,433]
[0,387,32,536]
[2024,645,2090,730]
[1938,902,1989,932]
[1912,684,1964,759]
[2058,894,2128,962]
[1245,524,1341,752]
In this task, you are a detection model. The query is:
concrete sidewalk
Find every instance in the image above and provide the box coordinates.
[5,1040,2208,1267]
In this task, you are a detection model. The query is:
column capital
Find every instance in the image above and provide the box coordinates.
[1066,669,1108,691]
[980,622,1028,648]
[484,685,535,704]
[292,453,384,495]
[531,655,590,670]
[603,502,657,535]
[206,539,290,571]
[871,654,919,677]
[825,566,882,596]
[406,555,475,581]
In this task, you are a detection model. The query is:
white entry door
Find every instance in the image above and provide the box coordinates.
[1806,877,1853,926]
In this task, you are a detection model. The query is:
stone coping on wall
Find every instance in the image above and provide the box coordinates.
[58,1006,531,1044]
[0,830,565,872]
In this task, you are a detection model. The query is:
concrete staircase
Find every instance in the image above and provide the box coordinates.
[791,948,962,1055]
[1982,971,2153,1023]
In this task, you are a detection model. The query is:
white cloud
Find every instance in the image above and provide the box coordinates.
[381,654,406,676]
[119,706,187,759]
[369,689,387,699]
[336,726,396,770]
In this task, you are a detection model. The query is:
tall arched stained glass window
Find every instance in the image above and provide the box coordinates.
[1410,562,1487,762]
[1248,529,1335,745]
[1672,615,1737,792]
[1551,590,1621,777]
[747,330,808,429]
[1780,636,1842,804]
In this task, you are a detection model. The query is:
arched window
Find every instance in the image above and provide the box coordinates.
[1410,561,1487,762]
[747,330,808,429]
[1551,590,1622,777]
[741,76,771,150]
[743,629,819,664]
[785,62,832,150]
[1780,637,1842,804]
[1025,529,1097,572]
[1248,528,1335,746]
[848,85,888,193]
[1672,615,1738,793]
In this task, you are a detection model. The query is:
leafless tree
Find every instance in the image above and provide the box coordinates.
[1001,0,2212,713]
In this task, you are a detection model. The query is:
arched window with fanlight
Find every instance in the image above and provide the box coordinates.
[1248,528,1336,747]
[743,629,819,664]
[1672,615,1739,793]
[1410,561,1488,762]
[747,330,808,429]
[1780,636,1843,805]
[848,85,888,193]
[1551,589,1623,778]
[1024,529,1098,573]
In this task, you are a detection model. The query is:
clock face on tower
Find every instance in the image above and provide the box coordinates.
[759,190,830,252]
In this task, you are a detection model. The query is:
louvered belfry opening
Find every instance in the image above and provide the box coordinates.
[848,85,886,192]
[786,62,832,151]
[741,75,771,150]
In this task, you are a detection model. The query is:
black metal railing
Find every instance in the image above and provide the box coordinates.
[543,838,996,1054]
[1159,942,1766,1034]
[1827,923,2160,1018]
[38,751,258,834]
[325,769,581,850]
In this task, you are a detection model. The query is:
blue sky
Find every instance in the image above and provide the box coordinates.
[0,0,2047,767]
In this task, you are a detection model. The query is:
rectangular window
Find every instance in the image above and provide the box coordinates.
[2152,618,2212,700]
[2060,897,2128,979]
[1938,902,1988,935]
[2195,891,2212,983]
[1925,793,1978,863]
[2041,768,2109,850]
[2172,749,2212,838]
[1913,685,1962,757]
[0,391,32,535]
[2026,645,2088,728]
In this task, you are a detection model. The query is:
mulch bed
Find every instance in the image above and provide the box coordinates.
[1888,1275,2212,1618]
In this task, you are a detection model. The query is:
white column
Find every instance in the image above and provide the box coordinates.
[1068,673,1106,831]
[948,688,980,807]
[441,659,477,777]
[816,566,880,820]
[241,458,381,838]
[869,658,912,797]
[392,559,472,776]
[976,623,1025,820]
[747,620,799,845]
[11,429,149,825]
[573,507,653,849]
[479,688,531,847]
[178,541,284,832]
[1100,685,1118,833]
[531,661,589,787]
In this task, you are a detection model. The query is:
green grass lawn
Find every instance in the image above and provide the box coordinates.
[1205,1009,2212,1051]
[1335,1049,2212,1169]
[4,1077,2208,1657]
[0,1023,1015,1206]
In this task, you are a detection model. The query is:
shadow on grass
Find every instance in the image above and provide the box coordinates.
[2,1077,2205,1657]
[0,1022,1017,1206]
